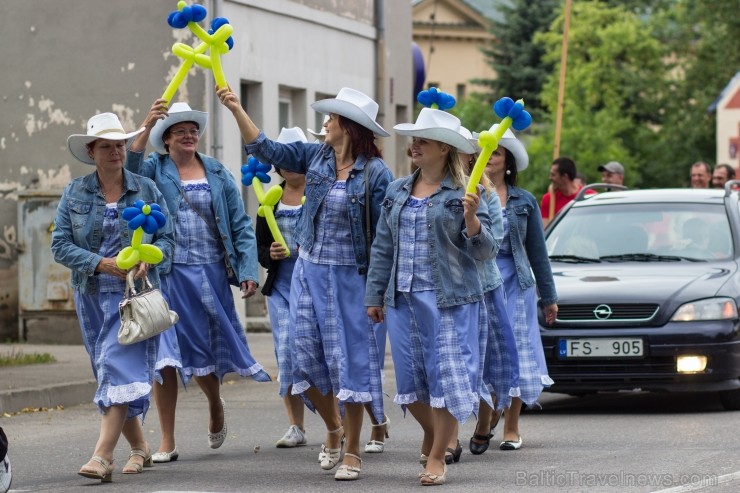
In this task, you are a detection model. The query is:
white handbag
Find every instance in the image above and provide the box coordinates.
[117,270,179,346]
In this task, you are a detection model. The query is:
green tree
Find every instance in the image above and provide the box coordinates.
[475,0,559,119]
[521,1,665,195]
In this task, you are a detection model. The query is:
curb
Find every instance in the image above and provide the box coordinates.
[0,380,97,415]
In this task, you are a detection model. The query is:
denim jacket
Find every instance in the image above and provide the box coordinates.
[365,169,496,309]
[126,150,258,285]
[245,131,393,275]
[478,190,505,292]
[505,185,558,305]
[51,169,175,294]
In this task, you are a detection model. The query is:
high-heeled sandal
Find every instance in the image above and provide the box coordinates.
[78,456,113,482]
[420,465,447,486]
[364,415,390,453]
[122,448,153,474]
[208,397,227,449]
[469,410,503,455]
[444,440,462,465]
[334,452,362,481]
[319,426,344,470]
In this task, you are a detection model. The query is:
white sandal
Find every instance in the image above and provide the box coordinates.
[334,452,362,481]
[208,398,227,449]
[364,416,390,453]
[319,426,344,470]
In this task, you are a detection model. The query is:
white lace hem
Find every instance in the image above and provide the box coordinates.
[510,386,521,397]
[107,382,151,405]
[393,392,418,405]
[336,389,372,403]
[541,375,555,386]
[292,380,311,395]
[155,358,182,371]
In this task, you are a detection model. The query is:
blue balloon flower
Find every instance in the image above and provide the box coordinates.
[416,87,456,111]
[167,4,208,29]
[241,156,272,187]
[122,200,167,234]
[209,17,234,50]
[493,97,533,131]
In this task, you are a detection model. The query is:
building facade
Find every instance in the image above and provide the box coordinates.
[0,0,412,341]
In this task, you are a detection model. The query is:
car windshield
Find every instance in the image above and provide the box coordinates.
[546,202,733,262]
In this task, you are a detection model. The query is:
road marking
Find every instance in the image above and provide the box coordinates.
[650,470,740,493]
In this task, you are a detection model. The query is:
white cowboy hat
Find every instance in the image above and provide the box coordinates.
[311,88,389,137]
[472,124,529,171]
[67,113,145,164]
[276,127,308,144]
[307,115,328,140]
[394,108,475,153]
[149,102,208,154]
[459,126,479,152]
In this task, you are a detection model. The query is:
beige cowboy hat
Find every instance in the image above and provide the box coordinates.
[472,124,529,171]
[394,108,475,153]
[149,102,208,154]
[67,113,145,164]
[311,88,389,137]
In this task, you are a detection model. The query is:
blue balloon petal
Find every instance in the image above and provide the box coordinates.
[167,11,188,29]
[142,216,159,235]
[149,203,162,213]
[437,93,456,110]
[133,199,145,210]
[122,207,140,220]
[512,111,532,131]
[128,214,146,230]
[150,210,167,227]
[191,4,208,22]
[226,37,234,50]
[242,172,255,186]
[493,97,514,119]
[507,102,524,120]
[257,162,272,173]
[256,172,270,183]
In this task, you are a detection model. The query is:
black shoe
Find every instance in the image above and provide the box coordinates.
[469,432,493,455]
[444,440,462,464]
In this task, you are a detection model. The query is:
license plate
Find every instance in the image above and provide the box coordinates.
[558,338,644,358]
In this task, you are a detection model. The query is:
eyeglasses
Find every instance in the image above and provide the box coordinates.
[170,129,200,137]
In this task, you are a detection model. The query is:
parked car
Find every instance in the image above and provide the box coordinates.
[541,183,740,410]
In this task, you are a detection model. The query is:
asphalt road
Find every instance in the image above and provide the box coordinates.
[3,372,740,493]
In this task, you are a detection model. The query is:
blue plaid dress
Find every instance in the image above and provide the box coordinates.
[385,196,484,423]
[496,211,553,405]
[160,179,270,384]
[266,202,301,396]
[74,204,157,419]
[290,181,384,422]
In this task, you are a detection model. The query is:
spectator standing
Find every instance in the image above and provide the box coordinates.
[598,161,624,186]
[712,164,735,188]
[690,161,712,188]
[540,157,581,227]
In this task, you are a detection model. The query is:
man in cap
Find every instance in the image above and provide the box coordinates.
[598,161,624,186]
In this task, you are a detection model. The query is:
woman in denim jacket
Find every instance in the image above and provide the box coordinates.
[471,126,558,453]
[126,100,270,462]
[52,113,174,482]
[366,108,495,486]
[226,86,392,481]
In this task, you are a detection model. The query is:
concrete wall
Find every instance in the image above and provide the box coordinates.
[0,0,412,341]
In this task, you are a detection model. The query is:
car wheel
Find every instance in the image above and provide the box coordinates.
[718,389,740,410]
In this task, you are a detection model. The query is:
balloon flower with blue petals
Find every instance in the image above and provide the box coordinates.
[116,200,168,269]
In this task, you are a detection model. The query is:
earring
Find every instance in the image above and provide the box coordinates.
[506,169,511,175]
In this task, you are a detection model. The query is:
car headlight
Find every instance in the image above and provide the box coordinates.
[670,297,738,321]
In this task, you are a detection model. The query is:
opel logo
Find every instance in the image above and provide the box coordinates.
[593,304,613,320]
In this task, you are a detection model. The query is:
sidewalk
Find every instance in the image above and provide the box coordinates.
[0,332,279,415]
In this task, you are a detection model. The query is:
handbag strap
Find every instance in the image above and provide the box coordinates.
[125,270,154,298]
